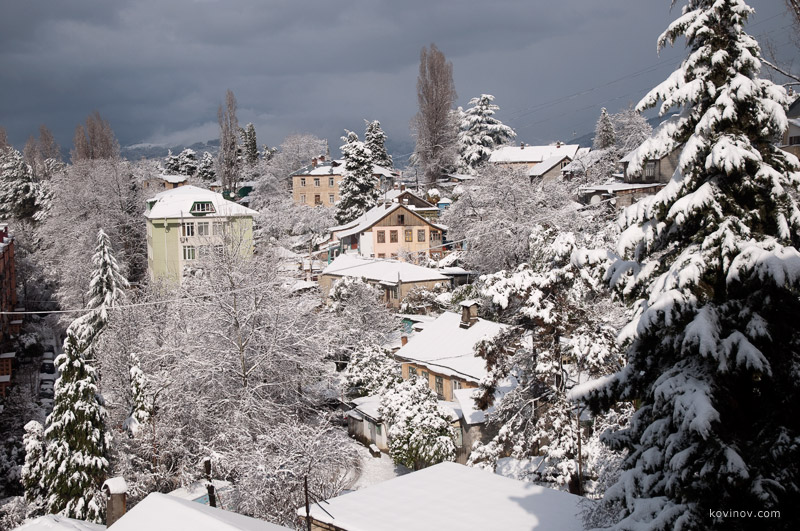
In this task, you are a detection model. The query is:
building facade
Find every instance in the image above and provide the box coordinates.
[144,186,257,284]
[291,156,399,207]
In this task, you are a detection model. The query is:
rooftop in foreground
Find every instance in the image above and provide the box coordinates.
[297,461,585,531]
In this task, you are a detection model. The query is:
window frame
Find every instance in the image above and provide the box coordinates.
[329,177,335,186]
[435,375,444,399]
[314,177,320,187]
[404,229,413,242]
[417,229,425,242]
[300,177,306,187]
[181,222,195,237]
[182,245,196,260]
[329,193,335,204]
[377,230,386,243]
[197,221,209,237]
[390,230,398,243]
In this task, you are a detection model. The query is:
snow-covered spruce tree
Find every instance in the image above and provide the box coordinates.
[364,120,393,169]
[575,1,800,528]
[457,94,516,173]
[344,344,402,398]
[43,330,110,522]
[593,108,616,150]
[74,229,129,344]
[379,377,456,470]
[123,352,152,437]
[0,146,41,220]
[335,131,379,224]
[241,123,259,166]
[21,421,46,517]
[467,227,626,495]
[197,151,216,181]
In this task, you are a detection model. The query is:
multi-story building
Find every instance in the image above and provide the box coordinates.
[291,156,398,206]
[0,224,18,344]
[144,185,258,284]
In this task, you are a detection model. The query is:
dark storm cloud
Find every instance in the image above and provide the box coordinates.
[0,0,794,156]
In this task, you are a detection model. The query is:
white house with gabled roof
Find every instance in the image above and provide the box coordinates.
[144,185,258,284]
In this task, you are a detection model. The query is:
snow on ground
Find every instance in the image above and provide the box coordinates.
[346,437,410,491]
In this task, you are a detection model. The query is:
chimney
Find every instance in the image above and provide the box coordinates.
[102,477,128,527]
[400,183,406,191]
[401,335,408,346]
[459,300,479,329]
[311,157,318,168]
[204,457,217,508]
[319,155,326,162]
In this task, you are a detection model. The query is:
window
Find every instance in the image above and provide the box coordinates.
[790,136,800,146]
[387,285,398,299]
[181,222,195,237]
[190,202,215,214]
[314,178,320,187]
[329,194,335,204]
[404,229,413,242]
[453,426,463,448]
[377,230,386,243]
[377,253,385,258]
[300,177,306,186]
[314,194,322,205]
[435,376,444,399]
[408,366,418,377]
[418,230,425,242]
[182,246,196,260]
[390,230,398,243]
[390,253,398,259]
[300,194,306,204]
[212,222,223,236]
[197,222,209,236]
[397,214,405,224]
[329,177,335,186]
[376,424,382,436]
[430,230,441,241]
[452,379,463,392]
[645,161,656,179]
[421,370,429,382]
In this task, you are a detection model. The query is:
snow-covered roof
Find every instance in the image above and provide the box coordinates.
[112,492,289,531]
[788,118,800,129]
[0,351,16,359]
[372,164,399,178]
[157,173,188,184]
[351,395,382,421]
[322,255,450,284]
[528,154,572,177]
[298,461,585,531]
[489,144,580,164]
[395,312,506,382]
[290,160,344,177]
[331,203,445,241]
[561,148,608,174]
[14,515,105,531]
[579,182,666,194]
[144,185,258,219]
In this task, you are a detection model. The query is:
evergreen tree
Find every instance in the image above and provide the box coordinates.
[163,149,180,173]
[457,94,516,173]
[21,420,46,517]
[0,146,40,220]
[335,131,378,224]
[593,107,616,150]
[241,123,259,165]
[344,344,401,398]
[379,377,457,470]
[198,151,216,181]
[577,1,800,528]
[364,120,393,169]
[123,352,152,437]
[82,229,129,337]
[164,149,198,176]
[42,330,110,522]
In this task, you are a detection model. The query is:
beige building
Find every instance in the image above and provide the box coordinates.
[142,173,188,191]
[318,254,449,308]
[329,202,446,261]
[291,156,398,206]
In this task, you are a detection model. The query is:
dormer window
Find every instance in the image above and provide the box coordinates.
[190,201,216,214]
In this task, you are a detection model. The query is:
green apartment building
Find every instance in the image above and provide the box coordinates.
[144,185,258,283]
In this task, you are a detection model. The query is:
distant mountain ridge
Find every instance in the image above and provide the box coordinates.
[121,139,220,161]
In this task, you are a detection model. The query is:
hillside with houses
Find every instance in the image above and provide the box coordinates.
[1,1,800,530]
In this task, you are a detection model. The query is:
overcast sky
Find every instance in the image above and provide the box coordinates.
[1,0,796,159]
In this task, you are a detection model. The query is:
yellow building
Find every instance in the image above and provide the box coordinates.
[144,185,258,284]
[291,156,398,206]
